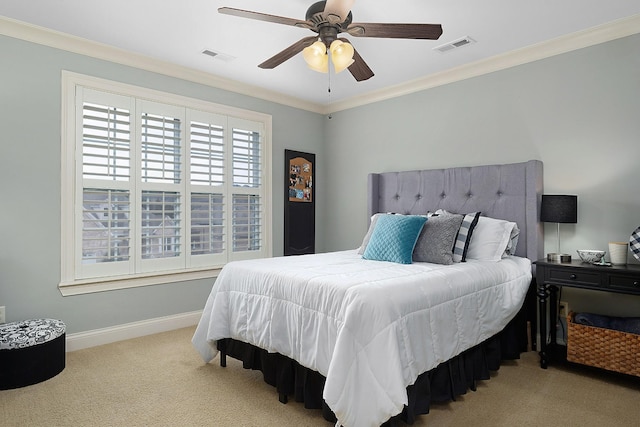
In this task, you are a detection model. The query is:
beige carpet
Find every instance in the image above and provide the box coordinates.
[1,326,639,426]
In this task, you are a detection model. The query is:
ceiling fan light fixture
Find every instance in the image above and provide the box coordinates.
[312,54,330,73]
[329,39,354,73]
[302,40,329,73]
[218,2,442,82]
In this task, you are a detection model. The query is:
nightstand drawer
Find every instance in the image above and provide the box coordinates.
[547,268,601,287]
[608,274,640,293]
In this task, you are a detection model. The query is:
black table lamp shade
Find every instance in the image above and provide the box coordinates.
[540,195,577,224]
[540,194,577,262]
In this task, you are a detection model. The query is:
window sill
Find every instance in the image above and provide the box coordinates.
[58,268,221,296]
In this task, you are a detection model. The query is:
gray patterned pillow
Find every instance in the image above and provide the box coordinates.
[413,213,464,264]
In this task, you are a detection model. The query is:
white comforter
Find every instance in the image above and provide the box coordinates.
[192,250,531,427]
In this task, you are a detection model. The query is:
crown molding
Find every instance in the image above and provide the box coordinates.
[326,13,640,114]
[2,13,639,115]
[0,15,325,114]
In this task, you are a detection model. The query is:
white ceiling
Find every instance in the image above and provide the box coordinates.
[2,1,640,109]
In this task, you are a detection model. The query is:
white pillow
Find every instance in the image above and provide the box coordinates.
[357,213,383,254]
[465,216,519,261]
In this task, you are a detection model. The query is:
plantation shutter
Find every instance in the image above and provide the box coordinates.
[230,119,265,259]
[78,88,134,278]
[137,100,185,272]
[188,111,227,266]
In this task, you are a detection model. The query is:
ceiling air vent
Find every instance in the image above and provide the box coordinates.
[202,49,235,62]
[433,36,476,53]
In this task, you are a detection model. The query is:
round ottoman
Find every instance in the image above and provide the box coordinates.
[0,318,66,390]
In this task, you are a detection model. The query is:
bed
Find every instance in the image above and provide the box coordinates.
[192,160,543,427]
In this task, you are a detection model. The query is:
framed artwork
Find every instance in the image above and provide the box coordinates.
[284,150,315,255]
[288,156,313,202]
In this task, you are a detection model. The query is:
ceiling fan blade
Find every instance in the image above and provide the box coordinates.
[323,0,355,23]
[338,38,374,82]
[218,7,308,28]
[347,22,443,39]
[258,36,318,69]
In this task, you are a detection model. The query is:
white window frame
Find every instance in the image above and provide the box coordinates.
[60,71,272,295]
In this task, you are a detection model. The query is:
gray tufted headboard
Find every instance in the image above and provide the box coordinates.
[367,160,543,264]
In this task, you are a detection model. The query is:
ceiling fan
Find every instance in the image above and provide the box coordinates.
[218,0,443,82]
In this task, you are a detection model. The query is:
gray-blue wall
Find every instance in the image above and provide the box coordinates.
[0,34,324,333]
[322,34,640,316]
[1,31,639,334]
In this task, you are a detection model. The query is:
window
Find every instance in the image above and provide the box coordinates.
[61,72,272,294]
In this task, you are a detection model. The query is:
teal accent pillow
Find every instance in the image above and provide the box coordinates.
[362,214,427,264]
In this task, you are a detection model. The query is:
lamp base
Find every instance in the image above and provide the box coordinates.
[547,253,572,263]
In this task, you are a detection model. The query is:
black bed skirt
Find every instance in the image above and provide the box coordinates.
[216,309,529,426]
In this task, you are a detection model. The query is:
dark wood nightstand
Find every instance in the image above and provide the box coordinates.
[534,259,640,369]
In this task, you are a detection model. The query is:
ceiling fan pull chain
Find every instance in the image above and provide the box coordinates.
[327,72,333,119]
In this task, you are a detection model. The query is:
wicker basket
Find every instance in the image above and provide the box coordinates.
[566,312,640,377]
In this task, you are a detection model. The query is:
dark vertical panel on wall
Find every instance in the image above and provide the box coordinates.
[284,150,315,255]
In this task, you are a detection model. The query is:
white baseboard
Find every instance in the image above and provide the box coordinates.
[65,310,202,352]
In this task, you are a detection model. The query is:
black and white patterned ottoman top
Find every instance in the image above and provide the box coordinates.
[0,319,66,350]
